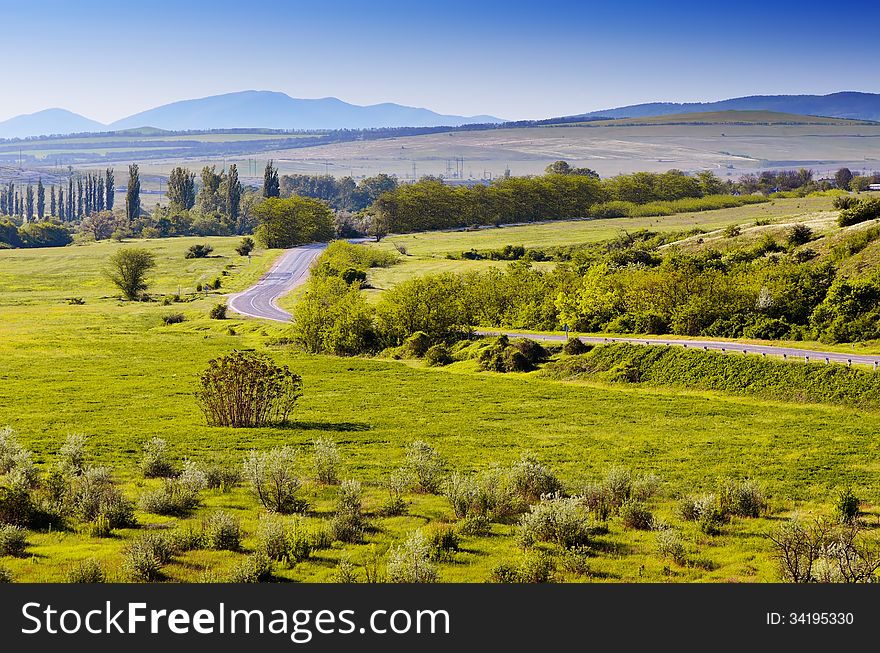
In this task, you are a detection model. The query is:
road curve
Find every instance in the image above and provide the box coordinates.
[227,243,327,322]
[477,330,880,369]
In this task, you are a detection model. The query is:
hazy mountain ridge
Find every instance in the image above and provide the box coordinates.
[0,90,502,139]
[575,91,880,122]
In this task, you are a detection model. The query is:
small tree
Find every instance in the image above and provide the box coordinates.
[236,236,255,257]
[185,244,214,259]
[196,351,303,427]
[106,248,156,300]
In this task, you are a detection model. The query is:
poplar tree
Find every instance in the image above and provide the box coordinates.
[263,160,280,198]
[50,186,56,217]
[58,188,65,221]
[37,179,45,219]
[97,177,105,212]
[25,185,34,221]
[126,164,141,223]
[77,177,83,218]
[223,163,242,223]
[105,168,115,211]
[167,166,196,211]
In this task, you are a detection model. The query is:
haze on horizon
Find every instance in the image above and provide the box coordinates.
[2,0,879,124]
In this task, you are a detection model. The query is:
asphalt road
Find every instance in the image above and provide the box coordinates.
[228,245,880,369]
[227,243,327,322]
[477,331,880,369]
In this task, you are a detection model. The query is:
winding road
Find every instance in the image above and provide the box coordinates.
[228,243,880,369]
[227,243,327,322]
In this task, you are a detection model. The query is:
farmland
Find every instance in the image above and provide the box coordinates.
[2,198,880,583]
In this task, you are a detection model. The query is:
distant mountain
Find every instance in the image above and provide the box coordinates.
[108,90,502,131]
[574,92,880,123]
[0,108,105,139]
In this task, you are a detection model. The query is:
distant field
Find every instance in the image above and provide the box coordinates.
[358,196,836,292]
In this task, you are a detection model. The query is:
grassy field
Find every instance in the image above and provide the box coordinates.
[1,229,879,583]
[360,196,836,292]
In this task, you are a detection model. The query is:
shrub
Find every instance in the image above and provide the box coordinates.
[718,478,766,518]
[620,500,654,530]
[562,338,591,355]
[168,526,204,553]
[424,344,453,367]
[387,531,438,583]
[489,562,521,583]
[105,248,156,300]
[379,469,409,516]
[123,534,173,582]
[70,466,136,529]
[511,339,549,366]
[560,545,594,576]
[256,516,315,565]
[787,223,813,247]
[235,237,255,257]
[405,441,445,494]
[402,331,432,358]
[139,460,206,516]
[457,513,492,536]
[161,312,186,325]
[425,524,460,560]
[331,558,360,583]
[185,244,214,259]
[139,437,175,478]
[0,524,28,556]
[203,510,242,551]
[0,566,13,583]
[313,438,341,485]
[517,550,556,583]
[0,427,37,489]
[329,480,367,543]
[723,224,741,238]
[196,351,303,427]
[58,433,87,474]
[228,552,274,583]
[65,558,106,583]
[838,198,880,227]
[834,487,860,524]
[519,496,598,549]
[243,447,306,513]
[656,529,687,565]
[509,452,563,503]
[202,458,242,491]
[209,303,227,319]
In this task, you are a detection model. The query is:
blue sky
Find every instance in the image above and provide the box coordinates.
[2,0,879,122]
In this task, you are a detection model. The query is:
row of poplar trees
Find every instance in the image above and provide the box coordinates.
[0,169,115,222]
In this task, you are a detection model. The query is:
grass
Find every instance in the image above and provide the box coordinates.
[0,220,878,583]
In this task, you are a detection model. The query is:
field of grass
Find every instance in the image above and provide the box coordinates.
[1,231,879,583]
[360,196,836,292]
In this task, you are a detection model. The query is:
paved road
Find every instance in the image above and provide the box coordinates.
[477,330,880,369]
[227,243,327,322]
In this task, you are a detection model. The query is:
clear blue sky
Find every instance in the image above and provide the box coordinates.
[3,0,879,123]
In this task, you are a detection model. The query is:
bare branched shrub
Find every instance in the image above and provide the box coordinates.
[242,447,306,514]
[196,351,303,427]
[387,531,438,583]
[404,441,445,494]
[313,438,341,485]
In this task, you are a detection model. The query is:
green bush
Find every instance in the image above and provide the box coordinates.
[123,534,174,582]
[656,529,687,565]
[620,500,654,530]
[562,338,591,355]
[518,496,599,549]
[65,558,106,583]
[834,487,860,524]
[838,198,880,227]
[243,447,307,513]
[424,344,453,366]
[509,452,563,502]
[0,566,13,583]
[387,531,438,583]
[402,331,432,358]
[161,313,186,325]
[329,480,367,543]
[185,244,214,259]
[718,478,766,518]
[139,437,176,478]
[203,510,242,550]
[228,552,273,583]
[70,466,136,529]
[425,524,460,561]
[0,524,28,556]
[209,303,227,319]
[235,237,255,257]
[405,441,445,494]
[313,438,341,485]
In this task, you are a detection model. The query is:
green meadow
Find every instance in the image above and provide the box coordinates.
[0,221,878,583]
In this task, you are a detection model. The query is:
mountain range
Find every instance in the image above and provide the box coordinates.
[573,91,880,123]
[2,90,880,140]
[0,90,503,139]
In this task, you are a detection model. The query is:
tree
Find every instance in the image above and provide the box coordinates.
[58,188,65,221]
[235,237,255,256]
[545,160,572,175]
[835,167,853,191]
[167,166,196,211]
[50,186,56,217]
[105,168,115,211]
[36,179,45,219]
[197,166,222,214]
[25,186,34,222]
[80,212,117,241]
[125,164,141,223]
[262,160,280,198]
[253,196,334,248]
[222,163,242,224]
[105,248,155,300]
